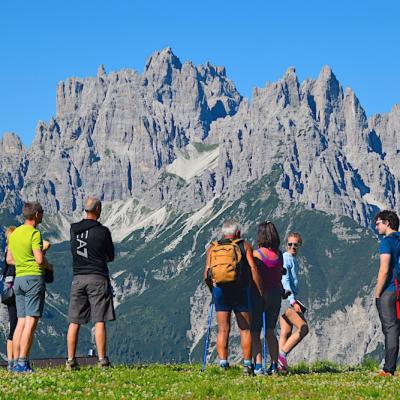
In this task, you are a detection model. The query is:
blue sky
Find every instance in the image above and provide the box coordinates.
[1,0,399,146]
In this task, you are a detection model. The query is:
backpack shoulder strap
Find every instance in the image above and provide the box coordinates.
[256,248,269,264]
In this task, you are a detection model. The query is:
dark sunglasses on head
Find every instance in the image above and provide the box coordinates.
[287,242,300,248]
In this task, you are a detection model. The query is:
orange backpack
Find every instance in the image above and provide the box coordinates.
[208,239,243,285]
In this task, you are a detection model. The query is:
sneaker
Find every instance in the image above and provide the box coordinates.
[378,370,394,377]
[278,354,288,372]
[14,362,34,373]
[97,356,111,368]
[65,358,79,371]
[219,362,230,370]
[267,363,278,375]
[7,361,15,372]
[243,365,254,376]
[254,367,265,376]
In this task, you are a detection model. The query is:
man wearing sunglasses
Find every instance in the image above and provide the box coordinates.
[374,210,400,377]
[278,232,309,372]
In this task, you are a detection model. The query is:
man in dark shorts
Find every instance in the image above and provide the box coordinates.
[66,197,115,370]
[204,220,263,375]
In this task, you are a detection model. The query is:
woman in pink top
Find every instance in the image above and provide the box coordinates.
[250,221,285,375]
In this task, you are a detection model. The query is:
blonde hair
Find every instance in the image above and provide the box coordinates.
[287,231,303,245]
[5,226,16,244]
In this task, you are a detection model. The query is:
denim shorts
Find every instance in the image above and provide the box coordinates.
[14,275,46,318]
[212,285,251,313]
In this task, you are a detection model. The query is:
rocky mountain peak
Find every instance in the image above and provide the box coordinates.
[0,132,25,155]
[97,64,107,77]
[144,47,182,74]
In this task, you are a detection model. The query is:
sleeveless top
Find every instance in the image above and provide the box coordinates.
[254,247,283,291]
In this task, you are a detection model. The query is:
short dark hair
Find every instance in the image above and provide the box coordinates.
[375,210,399,231]
[257,221,280,250]
[22,202,43,220]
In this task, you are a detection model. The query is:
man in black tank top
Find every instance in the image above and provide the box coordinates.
[204,220,263,375]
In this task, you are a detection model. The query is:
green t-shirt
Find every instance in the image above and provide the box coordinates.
[8,224,44,277]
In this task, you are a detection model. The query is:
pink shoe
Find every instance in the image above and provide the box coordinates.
[278,354,288,372]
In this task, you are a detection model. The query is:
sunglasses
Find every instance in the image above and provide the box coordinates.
[287,242,300,248]
[375,220,385,226]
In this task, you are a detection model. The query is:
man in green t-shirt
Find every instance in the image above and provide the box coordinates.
[6,202,47,373]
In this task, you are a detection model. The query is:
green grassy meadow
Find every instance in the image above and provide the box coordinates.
[0,362,399,400]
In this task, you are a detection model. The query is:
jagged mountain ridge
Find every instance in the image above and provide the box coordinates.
[0,48,399,228]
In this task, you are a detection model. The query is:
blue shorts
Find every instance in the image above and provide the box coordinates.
[212,286,251,313]
[14,275,46,318]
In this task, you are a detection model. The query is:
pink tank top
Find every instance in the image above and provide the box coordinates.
[255,247,283,290]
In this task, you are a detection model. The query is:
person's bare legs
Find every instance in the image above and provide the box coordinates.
[279,315,292,350]
[67,323,81,359]
[216,311,231,360]
[251,331,262,364]
[12,317,25,360]
[235,311,252,360]
[266,329,279,364]
[280,309,309,354]
[7,340,13,361]
[94,322,107,359]
[19,316,39,358]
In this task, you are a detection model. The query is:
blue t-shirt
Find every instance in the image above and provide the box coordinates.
[379,232,400,293]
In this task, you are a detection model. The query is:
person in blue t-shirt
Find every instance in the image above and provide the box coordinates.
[375,210,400,377]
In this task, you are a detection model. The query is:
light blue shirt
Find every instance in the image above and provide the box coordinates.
[281,252,299,305]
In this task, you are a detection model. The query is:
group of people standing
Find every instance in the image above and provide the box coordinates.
[204,220,308,375]
[2,198,116,372]
[1,202,399,376]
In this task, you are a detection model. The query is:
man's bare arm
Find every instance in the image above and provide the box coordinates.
[32,249,44,266]
[204,247,213,291]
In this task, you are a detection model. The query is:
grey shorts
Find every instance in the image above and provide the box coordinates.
[250,287,281,332]
[68,274,115,324]
[14,276,46,318]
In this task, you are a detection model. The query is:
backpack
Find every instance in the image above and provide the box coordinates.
[208,239,244,285]
[392,235,400,319]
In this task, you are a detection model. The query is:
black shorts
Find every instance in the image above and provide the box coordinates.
[68,274,115,324]
[250,287,281,332]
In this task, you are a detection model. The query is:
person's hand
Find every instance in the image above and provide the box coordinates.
[293,302,302,313]
[42,240,51,252]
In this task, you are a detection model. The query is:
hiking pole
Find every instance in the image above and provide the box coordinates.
[262,310,267,373]
[202,301,214,372]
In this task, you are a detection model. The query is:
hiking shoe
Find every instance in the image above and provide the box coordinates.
[278,354,288,372]
[65,358,79,371]
[14,362,34,373]
[378,370,394,377]
[7,361,16,372]
[97,357,111,368]
[243,365,254,376]
[267,363,278,375]
[254,367,265,376]
[219,362,230,370]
